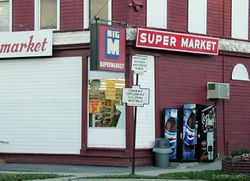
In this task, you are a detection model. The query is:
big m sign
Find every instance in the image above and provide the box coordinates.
[91,23,126,72]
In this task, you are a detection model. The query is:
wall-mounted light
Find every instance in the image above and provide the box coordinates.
[129,0,144,12]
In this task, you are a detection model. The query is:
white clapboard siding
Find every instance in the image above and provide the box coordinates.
[135,55,155,148]
[0,57,82,154]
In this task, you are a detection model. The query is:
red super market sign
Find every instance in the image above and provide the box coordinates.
[136,28,219,55]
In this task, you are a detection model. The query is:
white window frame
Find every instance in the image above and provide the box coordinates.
[232,63,250,81]
[35,0,60,31]
[147,0,167,29]
[87,57,126,148]
[0,0,12,32]
[188,0,207,34]
[84,0,112,29]
[231,0,249,40]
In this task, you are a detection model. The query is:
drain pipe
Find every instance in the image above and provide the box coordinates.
[222,0,228,156]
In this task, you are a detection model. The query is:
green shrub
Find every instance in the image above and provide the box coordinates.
[231,150,241,157]
[224,148,250,163]
[241,148,250,154]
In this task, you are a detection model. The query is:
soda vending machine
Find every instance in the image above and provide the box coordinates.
[198,105,216,161]
[163,108,180,161]
[163,104,216,162]
[181,104,198,161]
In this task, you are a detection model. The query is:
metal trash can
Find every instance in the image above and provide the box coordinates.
[153,138,172,168]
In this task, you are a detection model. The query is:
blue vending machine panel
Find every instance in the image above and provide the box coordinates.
[182,104,197,161]
[164,108,178,160]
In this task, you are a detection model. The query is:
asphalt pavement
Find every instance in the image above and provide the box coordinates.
[0,159,222,181]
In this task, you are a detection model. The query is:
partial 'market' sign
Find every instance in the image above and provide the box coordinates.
[136,28,219,55]
[0,30,52,58]
[91,24,126,72]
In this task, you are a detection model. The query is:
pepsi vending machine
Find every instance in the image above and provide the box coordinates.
[164,108,180,161]
[181,104,198,161]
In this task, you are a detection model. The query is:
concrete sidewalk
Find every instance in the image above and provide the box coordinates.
[0,160,222,180]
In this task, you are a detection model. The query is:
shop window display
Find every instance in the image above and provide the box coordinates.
[89,79,125,128]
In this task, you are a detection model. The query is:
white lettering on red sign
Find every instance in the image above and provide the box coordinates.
[0,30,52,58]
[100,61,124,69]
[136,28,219,55]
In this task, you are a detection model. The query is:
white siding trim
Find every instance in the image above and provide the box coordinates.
[52,30,250,55]
[219,38,250,54]
[188,0,207,34]
[147,0,167,29]
[232,0,249,40]
[53,31,90,45]
[135,55,155,148]
[0,57,82,154]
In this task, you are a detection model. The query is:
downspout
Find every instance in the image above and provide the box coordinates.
[222,0,227,156]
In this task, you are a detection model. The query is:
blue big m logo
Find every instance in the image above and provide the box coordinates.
[105,29,120,59]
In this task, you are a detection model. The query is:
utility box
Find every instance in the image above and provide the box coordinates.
[207,82,230,99]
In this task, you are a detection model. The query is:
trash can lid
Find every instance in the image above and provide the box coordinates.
[153,148,173,154]
[155,138,170,148]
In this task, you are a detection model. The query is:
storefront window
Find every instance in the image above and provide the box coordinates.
[89,78,125,128]
[0,0,10,32]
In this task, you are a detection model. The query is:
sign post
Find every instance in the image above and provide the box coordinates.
[122,55,150,175]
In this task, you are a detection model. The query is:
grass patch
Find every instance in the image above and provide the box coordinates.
[159,170,250,181]
[0,170,249,181]
[0,173,62,181]
[82,170,250,181]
